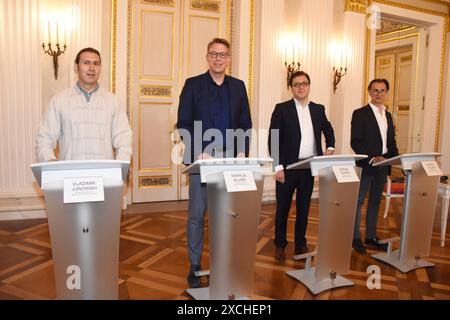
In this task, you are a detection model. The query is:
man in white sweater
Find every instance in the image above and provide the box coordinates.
[36,47,132,162]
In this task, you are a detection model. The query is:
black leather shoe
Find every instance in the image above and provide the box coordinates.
[275,247,286,262]
[187,265,201,288]
[365,236,388,251]
[352,239,366,254]
[294,245,309,255]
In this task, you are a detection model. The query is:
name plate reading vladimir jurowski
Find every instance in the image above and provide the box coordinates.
[332,165,359,183]
[64,177,105,204]
[223,170,257,193]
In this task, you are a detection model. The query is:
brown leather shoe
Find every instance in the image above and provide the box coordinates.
[275,247,286,262]
[294,245,309,255]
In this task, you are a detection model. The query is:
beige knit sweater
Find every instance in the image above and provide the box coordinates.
[36,85,132,162]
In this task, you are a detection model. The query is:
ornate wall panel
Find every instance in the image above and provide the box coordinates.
[140,11,174,79]
[139,103,172,170]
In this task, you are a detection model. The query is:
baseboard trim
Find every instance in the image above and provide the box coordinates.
[0,210,47,221]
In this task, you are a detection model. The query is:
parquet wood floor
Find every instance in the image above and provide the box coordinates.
[0,198,449,300]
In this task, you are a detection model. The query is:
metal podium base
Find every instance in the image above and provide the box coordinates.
[186,287,210,300]
[186,287,249,300]
[371,250,435,273]
[286,267,354,295]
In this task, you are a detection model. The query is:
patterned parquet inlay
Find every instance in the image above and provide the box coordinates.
[0,199,449,300]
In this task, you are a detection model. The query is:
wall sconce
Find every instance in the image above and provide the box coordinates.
[42,21,67,80]
[333,66,347,93]
[332,46,348,93]
[284,44,301,89]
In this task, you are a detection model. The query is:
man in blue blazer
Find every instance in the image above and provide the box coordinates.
[176,38,252,287]
[350,78,399,254]
[268,71,335,262]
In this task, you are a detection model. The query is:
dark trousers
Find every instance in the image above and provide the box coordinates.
[274,169,314,249]
[353,166,388,240]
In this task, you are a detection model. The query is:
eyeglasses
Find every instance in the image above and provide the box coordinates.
[371,89,387,94]
[208,51,229,59]
[292,82,310,88]
[80,60,101,67]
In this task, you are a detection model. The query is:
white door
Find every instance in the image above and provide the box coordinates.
[131,0,230,202]
[375,47,414,154]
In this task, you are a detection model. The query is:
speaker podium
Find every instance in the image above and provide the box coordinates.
[371,153,442,273]
[285,155,367,295]
[31,160,130,299]
[182,157,272,300]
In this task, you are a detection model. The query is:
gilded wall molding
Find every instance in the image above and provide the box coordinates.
[373,0,448,17]
[127,0,133,122]
[248,0,255,108]
[140,85,172,97]
[110,0,117,94]
[127,0,134,192]
[141,0,175,7]
[345,0,368,14]
[227,0,234,75]
[190,0,221,13]
[139,175,173,188]
[436,17,448,151]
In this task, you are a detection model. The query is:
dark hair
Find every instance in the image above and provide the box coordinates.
[207,38,231,52]
[368,78,389,91]
[289,71,311,88]
[75,47,101,64]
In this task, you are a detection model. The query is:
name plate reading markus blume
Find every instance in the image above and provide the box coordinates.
[63,177,105,204]
[223,170,257,193]
[332,165,359,183]
[422,160,443,177]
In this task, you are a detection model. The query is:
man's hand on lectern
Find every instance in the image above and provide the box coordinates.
[275,170,285,184]
[372,156,386,164]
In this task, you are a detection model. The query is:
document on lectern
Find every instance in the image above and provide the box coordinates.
[332,165,359,183]
[63,176,105,203]
[421,161,443,176]
[223,170,257,192]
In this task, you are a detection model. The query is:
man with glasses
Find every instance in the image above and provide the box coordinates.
[350,78,399,254]
[36,47,132,162]
[268,71,335,262]
[177,38,252,287]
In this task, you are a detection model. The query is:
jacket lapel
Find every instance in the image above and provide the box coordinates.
[308,102,319,138]
[201,72,214,123]
[365,104,383,148]
[226,75,236,128]
[289,99,301,137]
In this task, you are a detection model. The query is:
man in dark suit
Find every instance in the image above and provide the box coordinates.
[176,38,252,287]
[268,71,335,262]
[351,78,399,254]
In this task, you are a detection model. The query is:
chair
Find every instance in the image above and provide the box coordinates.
[383,176,405,218]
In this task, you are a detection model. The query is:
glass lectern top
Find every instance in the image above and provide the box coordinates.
[372,153,442,168]
[181,157,273,175]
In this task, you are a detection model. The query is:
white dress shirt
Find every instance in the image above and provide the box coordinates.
[275,99,335,172]
[295,99,317,159]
